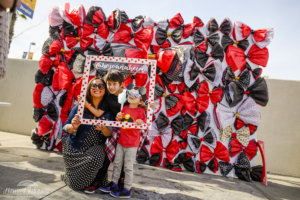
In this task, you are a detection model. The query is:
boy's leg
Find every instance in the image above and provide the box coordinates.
[95,154,110,186]
[118,164,125,189]
[112,144,125,184]
[123,147,138,190]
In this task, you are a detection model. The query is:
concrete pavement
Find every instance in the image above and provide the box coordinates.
[0,131,299,200]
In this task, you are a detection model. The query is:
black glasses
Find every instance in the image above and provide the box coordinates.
[91,83,105,90]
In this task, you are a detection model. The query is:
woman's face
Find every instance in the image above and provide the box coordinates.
[90,79,106,98]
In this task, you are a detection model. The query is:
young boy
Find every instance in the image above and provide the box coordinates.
[97,70,126,193]
[110,84,147,198]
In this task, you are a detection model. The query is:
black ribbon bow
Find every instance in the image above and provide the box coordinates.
[183,112,209,133]
[235,152,251,182]
[154,82,166,99]
[221,34,249,52]
[207,18,232,35]
[87,43,113,56]
[173,152,195,172]
[35,69,54,86]
[193,30,219,47]
[46,102,58,121]
[33,107,45,122]
[136,146,149,164]
[194,44,224,67]
[156,26,183,45]
[190,62,216,83]
[131,15,144,32]
[156,112,183,136]
[231,77,269,107]
[222,66,251,89]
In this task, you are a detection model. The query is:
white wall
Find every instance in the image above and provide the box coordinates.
[258,79,300,177]
[0,59,300,177]
[0,59,38,135]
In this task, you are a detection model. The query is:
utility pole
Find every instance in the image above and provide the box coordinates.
[27,42,36,59]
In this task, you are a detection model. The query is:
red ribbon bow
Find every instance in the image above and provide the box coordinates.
[113,23,154,51]
[82,22,109,39]
[39,55,53,74]
[233,20,273,48]
[60,89,74,124]
[150,40,171,54]
[157,49,177,73]
[235,118,257,134]
[52,62,75,91]
[123,73,148,88]
[225,44,269,72]
[65,34,93,51]
[168,82,186,93]
[181,91,198,116]
[38,116,53,136]
[230,138,258,160]
[124,48,148,59]
[49,40,75,63]
[64,3,86,27]
[169,13,184,28]
[196,81,223,113]
[150,136,179,166]
[200,141,230,173]
[182,16,204,39]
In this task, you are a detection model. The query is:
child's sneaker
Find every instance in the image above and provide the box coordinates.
[84,181,100,194]
[98,182,117,193]
[110,187,131,199]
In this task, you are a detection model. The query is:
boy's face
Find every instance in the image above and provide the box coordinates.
[127,89,142,104]
[107,80,122,95]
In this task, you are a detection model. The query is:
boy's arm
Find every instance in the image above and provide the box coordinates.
[116,106,126,121]
[86,98,109,117]
[86,106,105,118]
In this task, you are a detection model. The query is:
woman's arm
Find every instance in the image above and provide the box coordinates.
[63,105,79,134]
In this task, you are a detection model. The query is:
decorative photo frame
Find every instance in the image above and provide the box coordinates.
[78,55,157,130]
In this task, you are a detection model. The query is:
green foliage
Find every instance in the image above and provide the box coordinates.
[16,10,27,19]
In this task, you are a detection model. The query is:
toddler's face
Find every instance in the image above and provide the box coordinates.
[107,81,122,95]
[127,89,142,104]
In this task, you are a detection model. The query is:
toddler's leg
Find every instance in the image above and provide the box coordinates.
[123,147,138,190]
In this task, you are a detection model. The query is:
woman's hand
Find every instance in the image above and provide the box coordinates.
[135,119,145,125]
[77,95,82,103]
[96,123,111,137]
[116,112,123,121]
[71,114,80,131]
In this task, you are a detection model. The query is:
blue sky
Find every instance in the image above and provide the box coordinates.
[8,0,300,80]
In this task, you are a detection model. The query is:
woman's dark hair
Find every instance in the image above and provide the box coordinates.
[84,77,107,114]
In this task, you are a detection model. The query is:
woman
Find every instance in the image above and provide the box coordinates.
[62,77,112,192]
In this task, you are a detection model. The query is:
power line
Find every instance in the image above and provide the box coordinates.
[12,16,47,39]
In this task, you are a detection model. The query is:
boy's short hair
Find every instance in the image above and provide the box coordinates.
[105,70,124,85]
